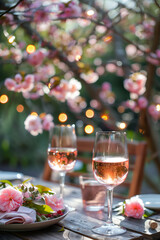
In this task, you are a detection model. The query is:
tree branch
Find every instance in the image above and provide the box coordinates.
[0,0,23,17]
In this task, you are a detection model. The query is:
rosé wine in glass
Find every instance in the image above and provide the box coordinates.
[92,156,129,187]
[92,131,129,236]
[48,147,77,171]
[48,124,77,199]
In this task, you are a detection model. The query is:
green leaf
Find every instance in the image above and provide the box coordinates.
[26,202,54,215]
[36,185,53,194]
[0,180,13,187]
[58,227,64,232]
[22,178,32,184]
[143,208,155,218]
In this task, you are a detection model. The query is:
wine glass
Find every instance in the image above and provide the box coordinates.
[92,131,129,236]
[47,124,77,199]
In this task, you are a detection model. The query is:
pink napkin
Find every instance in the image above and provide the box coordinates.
[0,206,36,224]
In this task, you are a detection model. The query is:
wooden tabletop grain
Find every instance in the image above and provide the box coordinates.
[0,178,160,240]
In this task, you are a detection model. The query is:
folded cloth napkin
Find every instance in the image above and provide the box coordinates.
[0,206,36,224]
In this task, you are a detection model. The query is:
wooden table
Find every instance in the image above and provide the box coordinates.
[1,178,160,240]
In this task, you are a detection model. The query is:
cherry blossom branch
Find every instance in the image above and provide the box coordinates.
[0,0,24,17]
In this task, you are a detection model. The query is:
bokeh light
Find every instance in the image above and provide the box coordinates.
[86,9,95,16]
[58,113,68,123]
[101,113,109,121]
[31,112,38,116]
[117,122,127,129]
[85,109,94,118]
[8,35,15,44]
[0,94,8,104]
[103,35,112,43]
[16,104,24,113]
[118,106,125,113]
[26,44,36,54]
[156,104,160,111]
[84,125,94,134]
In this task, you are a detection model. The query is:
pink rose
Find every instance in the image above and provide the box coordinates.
[45,194,65,212]
[0,187,23,212]
[124,196,144,219]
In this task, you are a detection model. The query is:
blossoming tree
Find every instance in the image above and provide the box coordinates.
[0,0,160,188]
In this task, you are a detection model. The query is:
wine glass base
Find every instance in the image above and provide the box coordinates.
[92,223,126,236]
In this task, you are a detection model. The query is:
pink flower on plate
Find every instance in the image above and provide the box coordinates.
[45,194,65,212]
[0,187,23,212]
[24,115,43,136]
[124,196,144,219]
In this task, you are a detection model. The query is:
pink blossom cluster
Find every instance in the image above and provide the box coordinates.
[58,1,82,18]
[125,96,148,112]
[24,114,54,136]
[5,73,34,93]
[28,49,46,66]
[49,78,81,102]
[130,20,154,39]
[124,72,147,96]
[80,71,99,84]
[99,82,115,104]
[124,196,144,219]
[22,82,45,100]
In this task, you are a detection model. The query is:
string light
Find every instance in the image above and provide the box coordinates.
[26,44,36,54]
[86,9,95,16]
[103,35,112,43]
[156,104,160,111]
[85,109,94,118]
[117,122,127,129]
[58,113,68,123]
[16,104,24,113]
[8,35,15,44]
[101,113,109,121]
[0,94,8,104]
[31,112,38,116]
[84,125,94,134]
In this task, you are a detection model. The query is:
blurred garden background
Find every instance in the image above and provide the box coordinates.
[0,0,160,192]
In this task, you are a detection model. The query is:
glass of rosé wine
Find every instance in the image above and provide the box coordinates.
[47,124,77,199]
[92,131,129,236]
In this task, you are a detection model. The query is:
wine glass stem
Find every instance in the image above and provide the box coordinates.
[106,188,113,224]
[59,171,65,199]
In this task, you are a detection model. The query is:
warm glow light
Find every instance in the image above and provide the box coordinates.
[16,104,24,113]
[117,122,127,129]
[84,125,94,134]
[86,9,95,16]
[8,35,15,44]
[58,113,68,123]
[85,109,94,118]
[26,44,36,54]
[75,55,81,61]
[0,94,8,104]
[101,113,109,121]
[156,104,160,112]
[39,113,46,118]
[103,35,112,43]
[31,112,38,116]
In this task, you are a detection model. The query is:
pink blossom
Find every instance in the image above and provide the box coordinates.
[124,196,144,219]
[42,114,54,131]
[45,194,65,212]
[102,82,112,91]
[138,97,148,109]
[124,72,147,95]
[4,78,16,90]
[58,1,82,18]
[0,187,23,212]
[28,49,46,66]
[24,115,43,136]
[80,71,99,84]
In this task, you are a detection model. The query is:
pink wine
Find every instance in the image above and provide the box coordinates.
[48,147,77,171]
[92,156,129,187]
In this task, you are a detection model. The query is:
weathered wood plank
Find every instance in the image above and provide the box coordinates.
[0,232,22,240]
[59,211,142,240]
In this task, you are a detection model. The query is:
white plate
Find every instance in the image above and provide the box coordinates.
[0,171,24,181]
[136,194,160,210]
[0,206,69,231]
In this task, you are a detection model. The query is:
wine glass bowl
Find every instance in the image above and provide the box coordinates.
[92,131,129,236]
[47,124,77,199]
